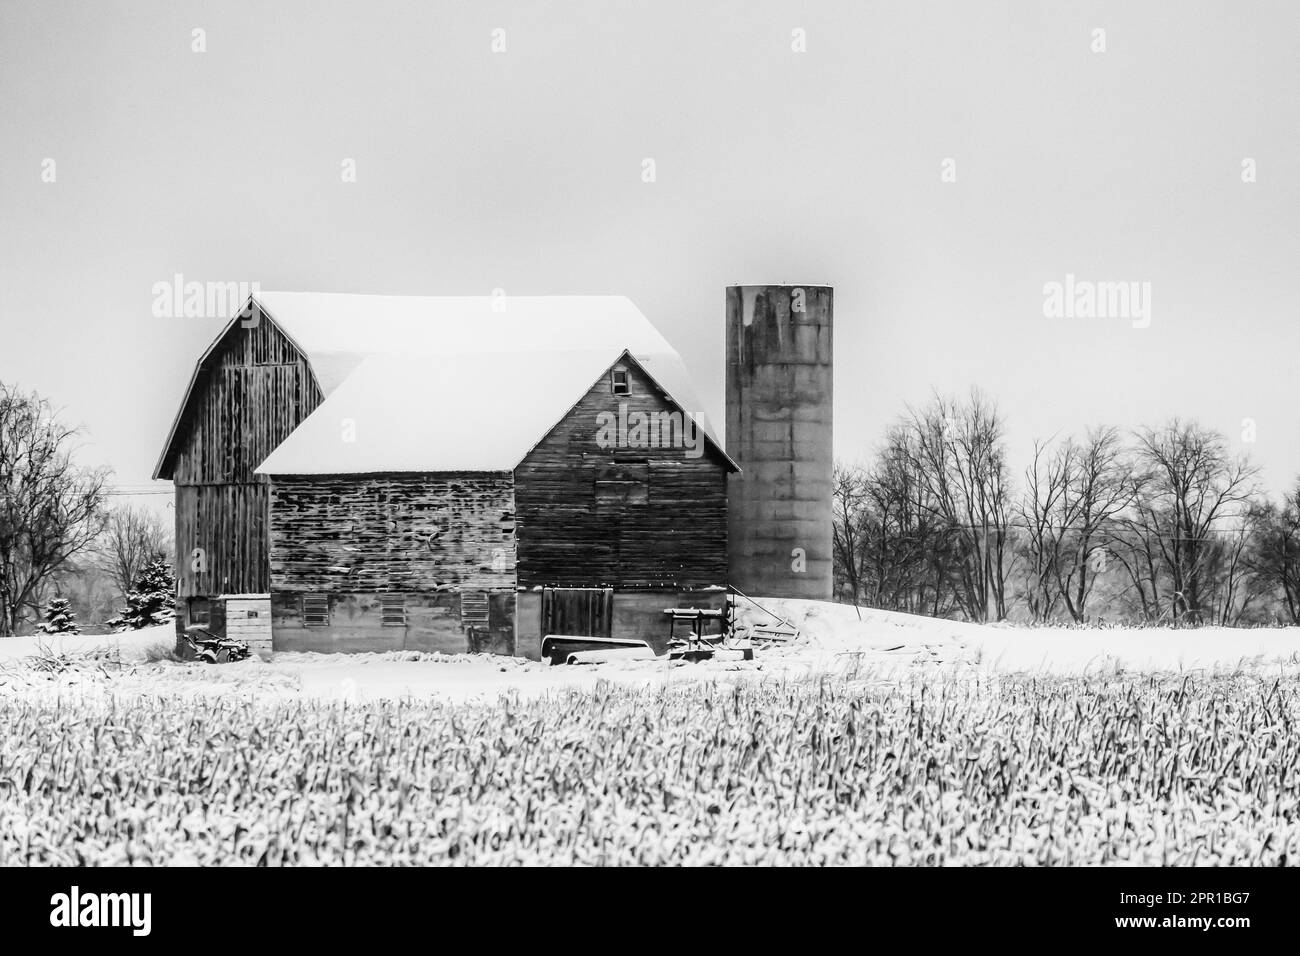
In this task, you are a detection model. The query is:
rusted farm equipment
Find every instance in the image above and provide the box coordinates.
[664,605,743,661]
[181,626,252,664]
[546,590,799,665]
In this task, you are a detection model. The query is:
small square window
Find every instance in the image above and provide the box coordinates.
[610,366,631,395]
[189,597,210,627]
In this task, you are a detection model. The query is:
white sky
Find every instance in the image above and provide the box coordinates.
[2,0,1297,514]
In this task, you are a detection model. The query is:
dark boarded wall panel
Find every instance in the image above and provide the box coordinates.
[514,361,729,589]
[268,473,517,592]
[175,483,270,598]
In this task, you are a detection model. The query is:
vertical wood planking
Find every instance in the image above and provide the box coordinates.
[171,317,323,600]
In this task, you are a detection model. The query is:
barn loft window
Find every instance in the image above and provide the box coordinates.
[595,478,648,515]
[610,366,631,395]
[303,593,330,627]
[189,597,210,627]
[379,594,406,628]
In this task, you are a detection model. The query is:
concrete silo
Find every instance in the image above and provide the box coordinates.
[725,285,833,600]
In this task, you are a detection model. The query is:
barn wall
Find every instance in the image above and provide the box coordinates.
[171,365,320,485]
[168,316,323,626]
[271,591,515,654]
[267,473,516,591]
[514,361,729,589]
[174,484,270,598]
[267,473,517,654]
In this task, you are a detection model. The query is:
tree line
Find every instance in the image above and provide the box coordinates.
[0,381,174,636]
[834,390,1300,626]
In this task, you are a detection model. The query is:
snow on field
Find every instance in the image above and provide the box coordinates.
[738,597,1300,674]
[0,623,173,663]
[2,602,1298,704]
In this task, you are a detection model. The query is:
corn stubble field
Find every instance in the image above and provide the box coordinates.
[3,669,1299,866]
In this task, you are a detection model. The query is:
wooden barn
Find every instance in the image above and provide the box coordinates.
[155,293,736,658]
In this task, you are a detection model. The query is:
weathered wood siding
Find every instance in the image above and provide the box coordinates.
[175,484,270,598]
[271,591,514,655]
[514,362,729,589]
[267,473,517,592]
[168,316,322,605]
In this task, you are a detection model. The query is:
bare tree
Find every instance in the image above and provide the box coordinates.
[1202,510,1271,626]
[1120,420,1260,625]
[1018,438,1072,622]
[861,427,962,616]
[99,503,173,600]
[839,405,1297,627]
[1052,427,1139,622]
[0,383,110,635]
[896,390,1015,622]
[1110,486,1166,623]
[1249,485,1300,625]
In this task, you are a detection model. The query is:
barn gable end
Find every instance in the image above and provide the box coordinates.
[514,357,730,589]
[160,306,324,636]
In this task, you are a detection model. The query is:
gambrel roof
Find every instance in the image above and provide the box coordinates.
[156,292,731,478]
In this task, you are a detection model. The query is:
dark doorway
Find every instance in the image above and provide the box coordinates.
[541,587,613,637]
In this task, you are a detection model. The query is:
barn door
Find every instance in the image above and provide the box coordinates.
[541,587,613,637]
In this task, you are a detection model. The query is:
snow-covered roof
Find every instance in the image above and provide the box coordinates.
[256,293,685,394]
[157,292,728,478]
[256,347,731,474]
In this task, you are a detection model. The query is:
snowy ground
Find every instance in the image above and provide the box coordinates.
[0,625,173,663]
[1,602,1297,703]
[735,598,1300,674]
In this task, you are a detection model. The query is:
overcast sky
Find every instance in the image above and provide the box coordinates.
[2,1,1297,513]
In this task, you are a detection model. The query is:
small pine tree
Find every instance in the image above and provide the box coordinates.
[108,558,177,631]
[37,597,81,635]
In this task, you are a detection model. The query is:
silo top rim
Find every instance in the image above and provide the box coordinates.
[728,284,833,290]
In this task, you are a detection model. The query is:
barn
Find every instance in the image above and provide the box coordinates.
[155,293,736,658]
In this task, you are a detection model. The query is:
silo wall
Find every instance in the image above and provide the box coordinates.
[725,285,833,600]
